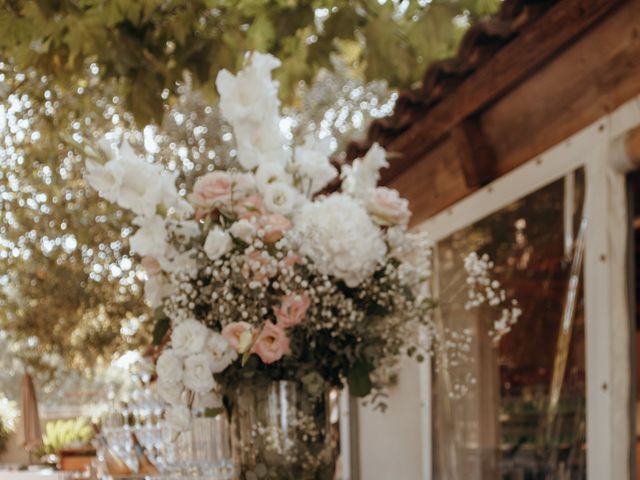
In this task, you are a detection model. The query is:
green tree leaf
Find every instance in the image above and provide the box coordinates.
[152,317,170,346]
[347,359,373,397]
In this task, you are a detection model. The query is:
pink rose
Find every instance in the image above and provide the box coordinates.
[252,321,290,364]
[230,173,256,198]
[221,322,253,352]
[259,214,292,243]
[274,293,310,328]
[189,172,232,208]
[233,193,265,219]
[367,187,411,226]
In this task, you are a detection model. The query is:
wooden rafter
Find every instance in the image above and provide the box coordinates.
[379,0,625,185]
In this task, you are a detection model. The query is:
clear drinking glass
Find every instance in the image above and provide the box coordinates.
[159,411,235,479]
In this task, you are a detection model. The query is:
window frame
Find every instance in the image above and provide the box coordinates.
[415,95,640,480]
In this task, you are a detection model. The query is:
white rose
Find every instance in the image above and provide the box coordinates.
[263,182,298,215]
[171,319,209,358]
[183,353,216,393]
[229,219,256,244]
[156,349,183,384]
[157,378,184,406]
[166,405,191,433]
[206,333,238,373]
[367,187,411,226]
[256,162,291,192]
[203,227,232,260]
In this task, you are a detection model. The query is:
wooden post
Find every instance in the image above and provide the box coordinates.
[611,125,640,173]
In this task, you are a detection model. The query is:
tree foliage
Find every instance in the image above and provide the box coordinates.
[0,0,502,378]
[0,0,500,124]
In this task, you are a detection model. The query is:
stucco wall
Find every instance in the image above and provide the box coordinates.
[358,357,425,479]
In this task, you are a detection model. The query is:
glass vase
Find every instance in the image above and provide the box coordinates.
[230,381,338,480]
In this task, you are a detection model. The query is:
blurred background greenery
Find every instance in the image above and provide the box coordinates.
[0,0,501,399]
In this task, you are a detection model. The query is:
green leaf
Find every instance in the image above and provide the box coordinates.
[152,316,170,346]
[129,69,165,125]
[322,7,361,40]
[366,301,391,317]
[347,359,373,398]
[124,0,143,26]
[247,12,276,51]
[241,350,252,366]
[363,8,415,87]
[204,407,225,418]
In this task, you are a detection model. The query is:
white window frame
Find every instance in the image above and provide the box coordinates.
[415,95,640,480]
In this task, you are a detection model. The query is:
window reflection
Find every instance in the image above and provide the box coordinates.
[432,170,587,480]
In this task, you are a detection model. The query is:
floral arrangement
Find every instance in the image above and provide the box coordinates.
[0,395,18,453]
[85,52,518,434]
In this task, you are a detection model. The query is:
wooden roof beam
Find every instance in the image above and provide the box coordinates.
[451,115,497,188]
[381,0,625,185]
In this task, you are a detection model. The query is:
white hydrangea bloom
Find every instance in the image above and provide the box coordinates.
[290,194,387,287]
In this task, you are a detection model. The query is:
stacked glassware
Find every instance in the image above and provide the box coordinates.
[96,384,235,479]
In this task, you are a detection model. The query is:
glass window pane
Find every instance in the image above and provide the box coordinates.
[432,169,587,480]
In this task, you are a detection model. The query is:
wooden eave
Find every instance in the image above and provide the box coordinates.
[346,0,640,225]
